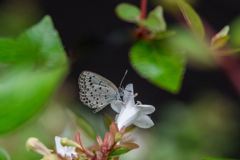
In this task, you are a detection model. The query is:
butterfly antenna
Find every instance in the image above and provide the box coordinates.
[119,70,128,88]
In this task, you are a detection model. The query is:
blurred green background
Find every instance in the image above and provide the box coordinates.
[0,0,240,160]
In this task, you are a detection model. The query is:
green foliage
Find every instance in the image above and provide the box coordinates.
[116,4,169,39]
[76,115,97,140]
[0,148,10,160]
[176,0,205,39]
[142,6,167,33]
[166,28,214,67]
[130,40,186,93]
[154,30,176,40]
[109,147,130,158]
[230,17,240,47]
[147,94,239,160]
[203,158,236,160]
[0,16,68,134]
[115,3,140,23]
[72,104,106,139]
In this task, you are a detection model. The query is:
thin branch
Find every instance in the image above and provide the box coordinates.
[140,0,148,19]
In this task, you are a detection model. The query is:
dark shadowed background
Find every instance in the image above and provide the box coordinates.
[0,0,240,159]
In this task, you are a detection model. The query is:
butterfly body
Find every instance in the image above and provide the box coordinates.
[78,71,122,112]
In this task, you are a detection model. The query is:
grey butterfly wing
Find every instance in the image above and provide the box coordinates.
[78,71,120,112]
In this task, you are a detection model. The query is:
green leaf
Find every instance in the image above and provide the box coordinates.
[109,147,130,157]
[154,30,176,40]
[0,16,68,134]
[143,6,167,33]
[166,27,214,68]
[230,17,240,47]
[211,26,230,50]
[130,41,186,93]
[0,147,10,160]
[0,16,67,66]
[115,3,140,23]
[177,0,205,39]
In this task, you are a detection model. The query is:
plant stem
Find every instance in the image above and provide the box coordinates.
[140,0,147,19]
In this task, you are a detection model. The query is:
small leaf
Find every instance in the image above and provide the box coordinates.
[109,147,130,157]
[211,36,229,50]
[109,122,118,135]
[230,17,240,47]
[0,147,10,160]
[0,16,68,134]
[143,6,167,33]
[120,142,139,150]
[130,41,186,93]
[177,0,205,39]
[125,125,136,133]
[115,3,140,23]
[211,26,230,49]
[154,30,176,40]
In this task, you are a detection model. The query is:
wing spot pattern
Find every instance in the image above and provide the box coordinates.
[78,71,121,112]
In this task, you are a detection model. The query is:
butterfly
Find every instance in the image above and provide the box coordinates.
[78,71,125,112]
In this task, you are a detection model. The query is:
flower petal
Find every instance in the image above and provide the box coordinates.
[111,100,125,113]
[115,114,119,120]
[117,103,139,130]
[55,136,65,157]
[55,136,77,159]
[133,115,154,128]
[137,105,155,114]
[123,83,134,103]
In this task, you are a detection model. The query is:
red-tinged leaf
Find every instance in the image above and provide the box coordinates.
[74,132,85,151]
[109,122,119,135]
[96,135,103,146]
[103,132,115,149]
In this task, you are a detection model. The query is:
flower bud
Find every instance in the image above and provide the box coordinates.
[26,137,52,156]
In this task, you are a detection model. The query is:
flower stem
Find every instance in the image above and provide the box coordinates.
[140,0,148,19]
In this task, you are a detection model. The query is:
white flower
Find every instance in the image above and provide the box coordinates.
[55,136,78,159]
[111,84,155,130]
